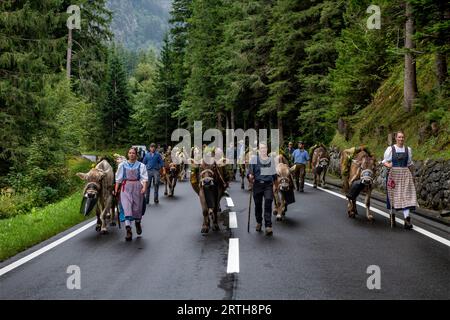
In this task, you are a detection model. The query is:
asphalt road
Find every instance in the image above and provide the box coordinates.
[0,177,449,300]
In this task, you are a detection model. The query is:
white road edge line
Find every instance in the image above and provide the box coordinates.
[226,197,234,208]
[305,182,450,247]
[227,238,239,273]
[229,212,238,229]
[0,220,97,278]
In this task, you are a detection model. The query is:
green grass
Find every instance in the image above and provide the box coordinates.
[67,156,94,174]
[0,190,91,262]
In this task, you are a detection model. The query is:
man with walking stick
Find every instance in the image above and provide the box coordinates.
[247,143,277,236]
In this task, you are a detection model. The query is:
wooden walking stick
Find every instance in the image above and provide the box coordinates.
[247,189,252,233]
[114,184,121,229]
[115,194,121,229]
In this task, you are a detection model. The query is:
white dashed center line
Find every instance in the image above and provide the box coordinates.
[225,195,239,273]
[227,238,240,273]
[229,212,238,229]
[226,197,234,208]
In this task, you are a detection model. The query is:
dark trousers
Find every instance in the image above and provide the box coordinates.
[294,164,306,191]
[253,180,273,228]
[145,169,160,203]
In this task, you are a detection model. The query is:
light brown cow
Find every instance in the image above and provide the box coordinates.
[77,160,115,234]
[238,150,254,191]
[310,145,330,188]
[173,147,188,181]
[161,154,179,197]
[272,155,294,221]
[340,148,376,221]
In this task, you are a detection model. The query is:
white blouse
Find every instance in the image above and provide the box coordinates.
[115,161,148,186]
[382,145,413,166]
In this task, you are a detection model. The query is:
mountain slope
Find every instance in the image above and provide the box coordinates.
[107,0,172,51]
[331,54,450,160]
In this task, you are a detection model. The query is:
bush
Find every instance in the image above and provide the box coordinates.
[0,156,91,220]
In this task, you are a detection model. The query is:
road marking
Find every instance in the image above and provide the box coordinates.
[226,197,234,207]
[229,212,238,229]
[305,182,450,247]
[0,220,97,278]
[227,238,239,273]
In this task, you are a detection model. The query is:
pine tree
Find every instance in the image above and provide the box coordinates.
[169,0,192,120]
[329,0,401,119]
[262,0,315,144]
[297,1,345,145]
[101,48,131,146]
[0,0,68,173]
[178,0,227,129]
[411,0,449,86]
[216,0,273,131]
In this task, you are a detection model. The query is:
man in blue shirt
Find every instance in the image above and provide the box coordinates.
[143,143,164,204]
[292,141,309,192]
[248,143,277,236]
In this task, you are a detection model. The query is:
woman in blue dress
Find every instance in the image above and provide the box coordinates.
[115,147,148,241]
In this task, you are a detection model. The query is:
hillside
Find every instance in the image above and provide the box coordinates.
[331,54,450,161]
[107,0,171,51]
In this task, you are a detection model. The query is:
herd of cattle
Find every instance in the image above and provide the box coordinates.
[75,145,377,235]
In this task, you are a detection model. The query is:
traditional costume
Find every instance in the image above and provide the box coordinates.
[116,160,148,226]
[383,145,416,229]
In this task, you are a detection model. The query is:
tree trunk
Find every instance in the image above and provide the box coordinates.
[436,53,447,87]
[225,111,230,130]
[436,0,448,86]
[66,28,72,80]
[217,112,223,131]
[230,107,235,130]
[404,1,417,112]
[277,104,284,147]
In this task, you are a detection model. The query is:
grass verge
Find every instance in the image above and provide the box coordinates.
[0,190,89,262]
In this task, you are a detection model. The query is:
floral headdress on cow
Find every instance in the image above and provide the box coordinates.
[341,145,375,178]
[309,143,327,156]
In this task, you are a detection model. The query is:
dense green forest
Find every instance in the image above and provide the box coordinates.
[0,0,449,218]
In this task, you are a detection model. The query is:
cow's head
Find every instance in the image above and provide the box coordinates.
[199,163,219,210]
[353,154,376,186]
[315,157,330,175]
[76,168,106,216]
[168,163,178,180]
[200,167,215,187]
[278,175,290,192]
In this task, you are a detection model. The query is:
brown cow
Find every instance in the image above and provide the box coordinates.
[238,150,255,191]
[191,155,229,234]
[161,153,179,197]
[340,148,376,221]
[310,145,330,188]
[77,159,115,234]
[272,155,295,221]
